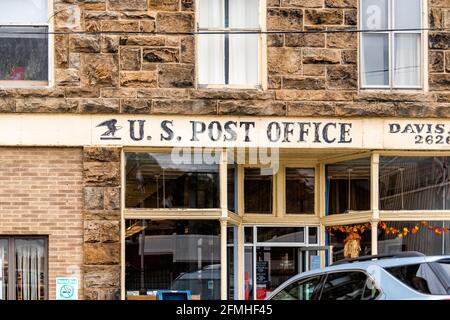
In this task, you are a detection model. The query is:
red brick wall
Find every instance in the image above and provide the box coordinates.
[0,147,84,300]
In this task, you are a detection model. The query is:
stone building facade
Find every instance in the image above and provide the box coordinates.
[0,0,449,301]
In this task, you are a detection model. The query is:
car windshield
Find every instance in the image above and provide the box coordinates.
[386,263,448,295]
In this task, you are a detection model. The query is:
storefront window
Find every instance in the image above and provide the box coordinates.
[125,152,220,209]
[378,221,450,256]
[326,158,371,215]
[244,168,273,214]
[328,224,372,262]
[0,237,46,300]
[380,157,450,210]
[285,168,315,214]
[125,220,221,300]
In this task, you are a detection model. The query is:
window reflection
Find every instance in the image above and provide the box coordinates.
[126,153,220,209]
[326,158,371,214]
[244,168,273,214]
[285,168,315,214]
[125,220,221,300]
[380,157,450,210]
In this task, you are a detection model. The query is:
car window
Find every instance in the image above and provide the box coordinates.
[386,263,447,295]
[271,276,322,300]
[320,271,371,300]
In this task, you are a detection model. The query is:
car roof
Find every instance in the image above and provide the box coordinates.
[286,255,450,281]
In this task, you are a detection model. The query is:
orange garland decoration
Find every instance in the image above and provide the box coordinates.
[327,221,449,239]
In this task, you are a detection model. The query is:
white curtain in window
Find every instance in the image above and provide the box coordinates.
[0,0,48,24]
[198,0,225,85]
[229,35,259,86]
[228,0,260,86]
[394,34,420,87]
[198,34,225,85]
[15,240,44,300]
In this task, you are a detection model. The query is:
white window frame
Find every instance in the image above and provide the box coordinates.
[195,0,267,89]
[359,0,425,90]
[0,0,53,88]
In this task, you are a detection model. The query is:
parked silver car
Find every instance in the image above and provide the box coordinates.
[266,252,450,300]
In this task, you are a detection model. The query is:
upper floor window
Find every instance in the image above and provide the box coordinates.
[360,0,422,89]
[0,0,49,86]
[197,0,261,88]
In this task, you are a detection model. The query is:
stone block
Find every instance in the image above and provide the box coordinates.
[267,9,303,31]
[158,64,194,88]
[156,13,195,33]
[120,71,157,88]
[218,101,286,116]
[153,100,217,115]
[303,48,341,64]
[84,187,104,211]
[326,65,357,89]
[120,48,142,71]
[121,99,152,114]
[268,47,302,74]
[143,48,179,63]
[83,147,121,163]
[283,76,326,90]
[70,34,102,53]
[84,162,121,186]
[107,0,147,11]
[305,9,343,25]
[81,54,119,87]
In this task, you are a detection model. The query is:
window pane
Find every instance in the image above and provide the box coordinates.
[308,227,318,245]
[361,33,389,86]
[328,223,372,262]
[125,152,220,209]
[244,168,273,213]
[361,0,388,30]
[229,0,260,29]
[15,239,46,300]
[326,158,371,215]
[227,165,236,213]
[0,27,48,81]
[386,264,448,295]
[395,0,421,29]
[257,227,305,243]
[379,157,450,210]
[378,221,444,255]
[125,220,221,300]
[227,226,237,300]
[286,168,315,214]
[394,33,420,87]
[320,272,369,300]
[0,0,48,24]
[198,34,225,85]
[244,247,254,300]
[229,34,259,86]
[272,276,322,300]
[0,239,8,300]
[256,247,300,299]
[245,227,254,244]
[198,0,224,28]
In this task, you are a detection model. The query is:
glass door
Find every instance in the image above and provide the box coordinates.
[244,226,326,300]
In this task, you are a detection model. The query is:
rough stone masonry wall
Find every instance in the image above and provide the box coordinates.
[0,0,448,117]
[83,147,121,300]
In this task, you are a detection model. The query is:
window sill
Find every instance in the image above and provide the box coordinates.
[0,80,50,88]
[197,84,264,90]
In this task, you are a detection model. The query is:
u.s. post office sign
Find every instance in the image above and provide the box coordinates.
[0,114,450,150]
